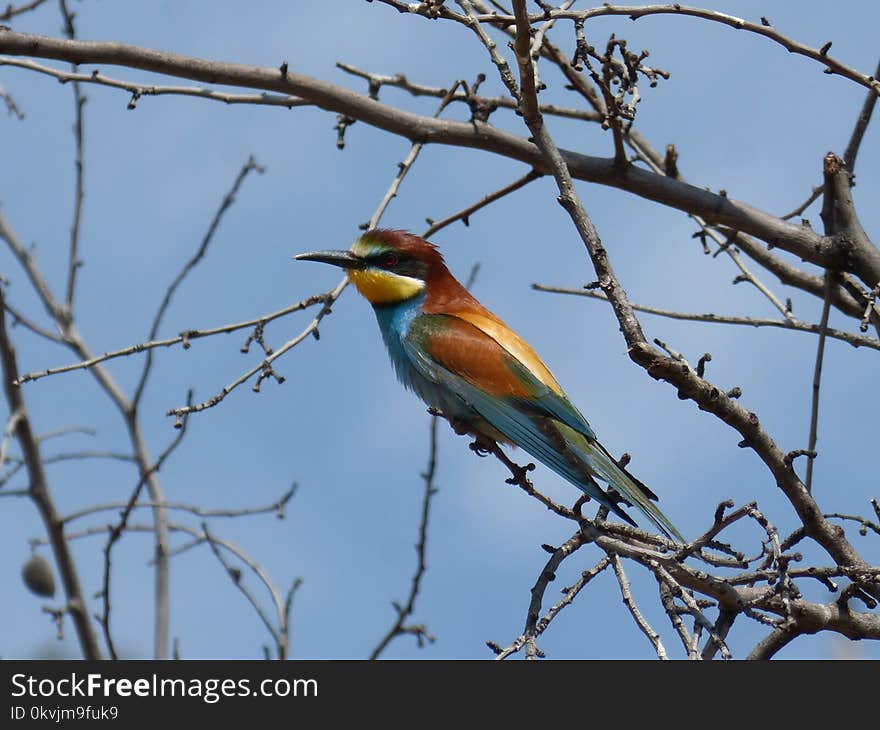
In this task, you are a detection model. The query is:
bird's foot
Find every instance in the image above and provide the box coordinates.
[468,434,497,457]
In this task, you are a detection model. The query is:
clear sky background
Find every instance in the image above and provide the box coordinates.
[1,1,878,660]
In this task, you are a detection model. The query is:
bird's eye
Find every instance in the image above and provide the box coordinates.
[380,252,399,268]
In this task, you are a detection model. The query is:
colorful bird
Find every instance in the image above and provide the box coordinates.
[296,229,683,541]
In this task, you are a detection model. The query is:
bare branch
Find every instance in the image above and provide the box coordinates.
[202,522,283,656]
[423,169,541,239]
[0,82,25,118]
[336,61,601,122]
[494,0,877,592]
[532,284,880,351]
[781,185,823,221]
[462,4,880,97]
[657,578,697,659]
[370,416,439,659]
[610,553,667,659]
[0,286,100,658]
[97,393,191,660]
[0,0,49,21]
[523,532,586,659]
[63,483,297,526]
[3,300,65,344]
[15,294,330,385]
[747,627,796,660]
[0,56,311,110]
[0,28,864,284]
[844,59,880,173]
[805,272,835,494]
[493,555,611,660]
[169,76,463,422]
[59,0,84,312]
[134,156,265,407]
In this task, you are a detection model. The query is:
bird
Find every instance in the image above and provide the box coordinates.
[296,229,683,542]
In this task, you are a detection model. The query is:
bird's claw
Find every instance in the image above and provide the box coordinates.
[469,439,493,457]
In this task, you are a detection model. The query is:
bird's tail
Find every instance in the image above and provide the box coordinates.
[556,422,685,543]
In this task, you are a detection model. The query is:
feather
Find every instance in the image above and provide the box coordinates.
[403,312,683,541]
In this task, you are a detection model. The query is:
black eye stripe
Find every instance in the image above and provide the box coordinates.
[367,251,402,268]
[367,251,428,280]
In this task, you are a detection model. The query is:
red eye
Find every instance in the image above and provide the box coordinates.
[382,252,398,268]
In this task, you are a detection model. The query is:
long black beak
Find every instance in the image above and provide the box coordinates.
[294,250,365,270]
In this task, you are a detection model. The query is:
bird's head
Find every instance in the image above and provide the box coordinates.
[295,229,445,305]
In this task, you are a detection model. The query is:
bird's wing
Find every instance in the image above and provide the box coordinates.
[407,312,596,432]
[404,313,683,541]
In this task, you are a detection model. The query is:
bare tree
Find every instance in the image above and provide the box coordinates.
[0,2,877,660]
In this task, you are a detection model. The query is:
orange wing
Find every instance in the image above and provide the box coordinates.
[413,314,540,398]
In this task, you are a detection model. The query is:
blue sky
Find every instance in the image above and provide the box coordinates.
[1,1,878,660]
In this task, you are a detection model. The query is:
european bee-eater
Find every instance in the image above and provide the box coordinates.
[296,229,683,541]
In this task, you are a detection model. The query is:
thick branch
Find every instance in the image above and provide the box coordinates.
[821,153,880,284]
[0,30,868,284]
[504,1,874,585]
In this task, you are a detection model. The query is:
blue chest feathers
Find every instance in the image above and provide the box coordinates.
[372,295,425,392]
[372,295,468,419]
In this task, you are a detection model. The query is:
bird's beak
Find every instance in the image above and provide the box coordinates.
[293,250,366,270]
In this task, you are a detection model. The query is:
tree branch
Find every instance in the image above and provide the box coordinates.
[133,155,264,407]
[59,0,84,312]
[1,29,869,284]
[843,57,880,173]
[370,415,439,659]
[531,284,880,351]
[0,0,49,21]
[0,286,101,658]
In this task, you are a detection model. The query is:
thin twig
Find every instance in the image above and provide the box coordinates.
[423,169,541,239]
[202,522,283,656]
[166,280,347,420]
[0,82,25,118]
[532,284,880,350]
[657,578,697,659]
[63,483,296,525]
[610,553,667,659]
[168,78,464,421]
[844,58,880,173]
[60,0,85,312]
[15,294,330,384]
[134,155,265,407]
[3,300,66,344]
[370,415,439,659]
[0,190,175,658]
[0,0,49,21]
[336,61,600,123]
[461,3,880,97]
[494,556,611,660]
[0,27,864,284]
[781,185,823,221]
[805,272,834,494]
[0,56,311,110]
[522,532,587,659]
[97,391,192,659]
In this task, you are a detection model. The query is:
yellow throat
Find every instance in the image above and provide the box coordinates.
[347,268,425,305]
